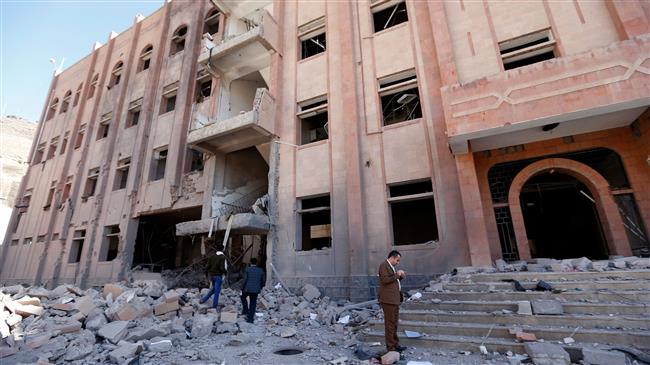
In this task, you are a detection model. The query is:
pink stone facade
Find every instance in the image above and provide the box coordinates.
[2,0,649,300]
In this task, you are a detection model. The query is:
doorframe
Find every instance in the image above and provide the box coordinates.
[507,158,631,260]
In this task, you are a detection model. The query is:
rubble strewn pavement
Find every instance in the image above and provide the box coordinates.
[1,255,648,364]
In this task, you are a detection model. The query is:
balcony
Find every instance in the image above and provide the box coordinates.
[442,35,650,154]
[187,88,276,153]
[199,9,279,81]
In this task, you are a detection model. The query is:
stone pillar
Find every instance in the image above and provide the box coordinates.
[455,151,493,266]
[606,0,650,40]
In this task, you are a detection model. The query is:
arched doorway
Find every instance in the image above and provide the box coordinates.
[519,172,608,260]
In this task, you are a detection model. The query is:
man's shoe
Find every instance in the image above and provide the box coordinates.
[395,345,407,352]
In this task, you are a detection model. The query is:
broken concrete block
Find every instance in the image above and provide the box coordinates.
[5,313,21,327]
[629,258,650,269]
[154,300,179,316]
[148,339,172,352]
[0,343,18,358]
[125,325,170,342]
[280,326,297,338]
[75,296,96,316]
[381,351,400,364]
[191,314,216,338]
[220,311,237,323]
[180,306,193,318]
[51,302,75,312]
[26,287,50,299]
[162,290,179,303]
[516,331,537,342]
[517,301,533,315]
[611,260,627,269]
[531,300,563,315]
[582,348,627,365]
[24,332,53,349]
[16,295,41,306]
[14,303,44,317]
[98,321,129,344]
[2,285,24,295]
[50,318,82,333]
[526,264,547,272]
[302,284,321,301]
[133,280,164,298]
[571,257,592,271]
[108,341,140,364]
[524,342,570,365]
[103,283,125,299]
[0,321,9,339]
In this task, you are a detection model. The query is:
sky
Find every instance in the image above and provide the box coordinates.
[1,0,164,122]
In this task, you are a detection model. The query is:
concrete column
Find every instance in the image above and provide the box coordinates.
[606,0,650,40]
[455,151,493,266]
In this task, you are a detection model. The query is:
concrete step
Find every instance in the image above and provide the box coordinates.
[367,320,650,349]
[457,269,650,283]
[399,309,650,330]
[442,279,650,292]
[404,300,650,315]
[362,329,526,353]
[422,290,650,303]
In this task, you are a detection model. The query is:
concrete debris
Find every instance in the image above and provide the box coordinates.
[531,300,563,315]
[301,283,321,301]
[524,342,570,365]
[97,321,129,344]
[381,350,400,364]
[582,347,627,365]
[147,338,173,352]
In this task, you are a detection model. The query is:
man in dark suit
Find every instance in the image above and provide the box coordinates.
[378,250,406,352]
[240,258,265,323]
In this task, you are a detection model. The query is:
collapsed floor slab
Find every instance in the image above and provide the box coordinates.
[175,213,270,236]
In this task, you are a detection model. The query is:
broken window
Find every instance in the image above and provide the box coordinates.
[187,148,204,172]
[195,69,212,103]
[161,83,178,114]
[60,90,72,113]
[150,148,168,181]
[46,98,58,120]
[10,239,18,246]
[127,98,143,128]
[43,181,56,210]
[378,71,422,126]
[73,83,82,107]
[60,132,69,155]
[110,61,123,87]
[36,235,46,244]
[388,180,439,245]
[24,237,33,245]
[114,157,130,191]
[83,167,100,198]
[97,113,111,140]
[499,29,556,70]
[170,25,188,56]
[372,1,408,32]
[47,137,59,160]
[33,143,46,164]
[22,189,33,208]
[204,8,220,36]
[100,225,120,261]
[139,45,153,72]
[88,74,99,99]
[297,195,331,251]
[300,31,326,60]
[297,98,328,145]
[75,124,86,149]
[61,176,72,203]
[69,229,86,263]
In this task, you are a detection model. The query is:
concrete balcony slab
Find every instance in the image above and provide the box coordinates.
[187,88,276,153]
[175,213,270,236]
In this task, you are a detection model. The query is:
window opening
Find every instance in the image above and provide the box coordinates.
[204,9,220,36]
[83,167,100,198]
[388,180,438,245]
[298,98,329,145]
[97,113,111,140]
[60,132,69,155]
[297,195,331,251]
[33,143,46,164]
[75,124,86,149]
[43,181,57,210]
[46,98,59,120]
[170,25,188,56]
[60,90,72,113]
[88,74,99,99]
[139,45,153,72]
[73,83,83,106]
[69,229,86,263]
[499,29,556,70]
[110,61,123,87]
[379,73,422,126]
[372,1,408,32]
[127,99,143,128]
[301,32,326,60]
[114,157,131,190]
[100,225,120,261]
[150,148,168,181]
[47,137,59,160]
[188,148,204,172]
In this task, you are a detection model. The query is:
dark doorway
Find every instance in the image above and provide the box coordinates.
[520,172,608,260]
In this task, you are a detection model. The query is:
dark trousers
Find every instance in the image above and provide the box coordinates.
[380,303,400,351]
[240,292,258,323]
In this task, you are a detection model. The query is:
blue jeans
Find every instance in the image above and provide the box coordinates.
[201,275,223,309]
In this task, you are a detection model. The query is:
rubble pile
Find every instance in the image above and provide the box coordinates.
[0,280,381,364]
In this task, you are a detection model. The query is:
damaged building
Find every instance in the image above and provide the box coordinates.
[1,0,649,301]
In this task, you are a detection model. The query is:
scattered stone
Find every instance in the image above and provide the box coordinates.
[147,339,172,352]
[14,303,44,317]
[103,284,125,300]
[280,326,297,338]
[572,257,593,271]
[516,331,537,342]
[517,301,533,315]
[97,321,129,344]
[108,341,140,364]
[531,300,564,315]
[220,310,237,323]
[191,314,216,338]
[524,342,570,365]
[582,348,627,365]
[85,308,108,331]
[562,337,575,344]
[381,351,400,364]
[75,296,96,316]
[154,300,179,316]
[526,264,547,272]
[302,284,321,301]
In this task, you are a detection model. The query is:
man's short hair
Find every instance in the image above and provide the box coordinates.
[387,250,401,259]
[250,258,258,265]
[216,244,224,252]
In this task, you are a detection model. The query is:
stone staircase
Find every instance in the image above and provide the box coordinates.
[363,268,650,360]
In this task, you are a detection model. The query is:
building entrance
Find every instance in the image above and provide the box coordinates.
[520,172,608,260]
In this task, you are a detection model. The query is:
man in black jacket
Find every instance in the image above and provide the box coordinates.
[240,258,265,323]
[200,245,228,309]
